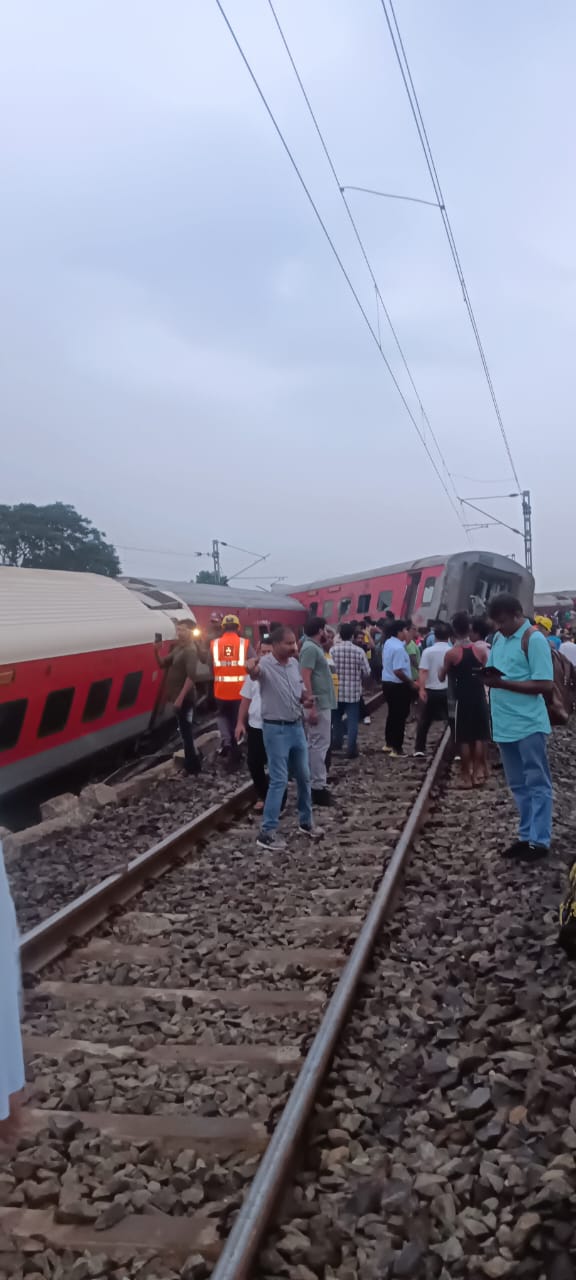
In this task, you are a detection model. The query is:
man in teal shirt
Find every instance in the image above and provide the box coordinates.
[480,595,553,861]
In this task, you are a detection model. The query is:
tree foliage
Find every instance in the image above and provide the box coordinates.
[0,502,121,577]
[196,569,229,585]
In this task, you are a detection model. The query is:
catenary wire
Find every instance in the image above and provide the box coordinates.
[214,0,467,530]
[266,0,462,514]
[379,0,522,492]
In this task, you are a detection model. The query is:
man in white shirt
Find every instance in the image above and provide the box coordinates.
[414,622,455,752]
[560,637,576,667]
[414,621,452,756]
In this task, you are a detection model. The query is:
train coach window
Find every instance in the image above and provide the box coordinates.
[82,679,112,723]
[422,577,437,607]
[117,671,143,711]
[338,598,352,620]
[38,688,75,738]
[357,593,371,615]
[377,590,393,612]
[0,699,28,752]
[322,601,334,621]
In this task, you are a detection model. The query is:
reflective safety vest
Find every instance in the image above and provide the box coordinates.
[211,633,248,701]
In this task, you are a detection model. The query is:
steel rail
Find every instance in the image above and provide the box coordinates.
[20,691,385,974]
[20,781,255,972]
[211,727,451,1280]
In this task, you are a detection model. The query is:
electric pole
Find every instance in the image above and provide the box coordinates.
[522,490,533,576]
[211,539,222,585]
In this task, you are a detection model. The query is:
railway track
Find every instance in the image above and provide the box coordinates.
[0,705,450,1280]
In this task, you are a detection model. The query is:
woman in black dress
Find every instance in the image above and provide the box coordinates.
[440,612,490,786]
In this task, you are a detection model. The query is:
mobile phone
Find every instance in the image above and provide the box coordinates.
[154,632,162,644]
[475,665,503,678]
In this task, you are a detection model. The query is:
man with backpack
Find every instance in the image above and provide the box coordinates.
[480,594,554,861]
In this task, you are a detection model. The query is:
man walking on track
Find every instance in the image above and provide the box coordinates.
[246,627,323,851]
[382,620,414,756]
[155,619,202,776]
[211,615,249,769]
[299,617,336,807]
[414,620,451,756]
[480,594,554,861]
[331,622,371,760]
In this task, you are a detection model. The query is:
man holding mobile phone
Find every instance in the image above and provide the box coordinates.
[481,594,553,860]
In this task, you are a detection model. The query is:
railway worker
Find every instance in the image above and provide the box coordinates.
[479,594,554,860]
[155,620,202,776]
[299,617,336,807]
[246,627,323,851]
[381,619,415,756]
[331,622,371,759]
[414,620,451,757]
[0,840,25,1146]
[211,615,250,770]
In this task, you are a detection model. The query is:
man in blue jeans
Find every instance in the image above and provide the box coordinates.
[479,594,554,861]
[331,622,371,758]
[246,627,324,852]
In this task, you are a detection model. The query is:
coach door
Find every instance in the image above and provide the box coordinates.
[402,572,421,619]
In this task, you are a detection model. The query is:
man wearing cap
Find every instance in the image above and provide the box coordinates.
[211,616,250,768]
[535,615,561,651]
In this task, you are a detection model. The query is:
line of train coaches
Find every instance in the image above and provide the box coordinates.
[0,551,536,799]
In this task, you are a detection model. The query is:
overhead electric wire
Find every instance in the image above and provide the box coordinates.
[214,0,467,530]
[266,0,462,516]
[379,0,522,492]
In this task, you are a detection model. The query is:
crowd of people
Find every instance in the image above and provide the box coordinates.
[154,596,568,863]
[1,594,572,1146]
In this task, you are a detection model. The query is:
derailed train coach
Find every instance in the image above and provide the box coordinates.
[289,551,534,629]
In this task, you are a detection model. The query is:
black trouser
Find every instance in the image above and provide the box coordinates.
[415,690,448,753]
[382,682,412,752]
[175,699,201,774]
[247,726,268,801]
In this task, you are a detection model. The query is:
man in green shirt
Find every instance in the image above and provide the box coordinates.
[405,620,421,681]
[300,617,336,806]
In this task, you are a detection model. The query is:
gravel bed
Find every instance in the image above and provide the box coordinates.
[258,724,576,1280]
[22,997,316,1050]
[9,759,240,934]
[2,710,446,1279]
[26,1056,294,1124]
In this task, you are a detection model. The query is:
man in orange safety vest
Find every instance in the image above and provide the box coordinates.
[210,615,250,768]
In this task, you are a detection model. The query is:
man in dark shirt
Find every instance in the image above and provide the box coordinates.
[155,620,202,775]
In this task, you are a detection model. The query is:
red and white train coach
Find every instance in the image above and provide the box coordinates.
[0,568,195,799]
[130,579,307,645]
[289,550,534,629]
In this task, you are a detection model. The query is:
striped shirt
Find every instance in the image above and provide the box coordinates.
[331,642,370,702]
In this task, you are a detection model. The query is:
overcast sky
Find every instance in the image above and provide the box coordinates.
[2,1,574,590]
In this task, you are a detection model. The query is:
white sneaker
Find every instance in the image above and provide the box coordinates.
[363,716,372,725]
[298,824,325,840]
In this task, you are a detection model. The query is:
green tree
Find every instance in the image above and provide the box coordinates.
[196,569,229,585]
[0,502,121,576]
